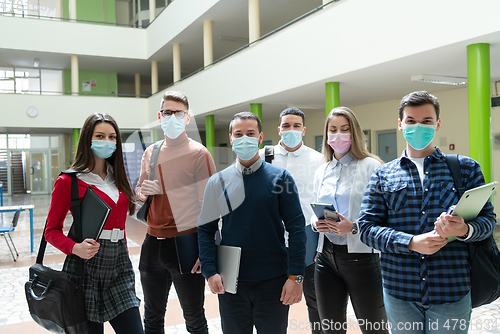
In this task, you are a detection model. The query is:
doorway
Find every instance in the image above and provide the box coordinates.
[377,130,398,163]
[29,150,49,194]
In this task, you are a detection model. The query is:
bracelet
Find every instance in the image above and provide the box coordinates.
[459,224,470,239]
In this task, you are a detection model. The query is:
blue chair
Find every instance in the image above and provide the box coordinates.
[0,208,21,261]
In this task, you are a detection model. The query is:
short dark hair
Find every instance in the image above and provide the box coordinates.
[398,91,440,120]
[229,111,262,133]
[160,91,189,110]
[279,107,305,126]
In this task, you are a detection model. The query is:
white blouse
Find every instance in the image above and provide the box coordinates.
[77,164,119,203]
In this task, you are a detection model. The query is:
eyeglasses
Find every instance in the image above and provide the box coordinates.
[159,109,187,119]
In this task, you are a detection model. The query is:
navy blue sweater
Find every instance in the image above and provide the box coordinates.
[198,161,306,281]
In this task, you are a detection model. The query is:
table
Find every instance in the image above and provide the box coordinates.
[0,205,35,252]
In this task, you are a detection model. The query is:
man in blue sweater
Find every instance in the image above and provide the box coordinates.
[198,111,306,334]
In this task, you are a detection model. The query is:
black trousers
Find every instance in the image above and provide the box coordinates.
[87,307,144,334]
[218,274,289,334]
[315,239,388,334]
[139,234,208,334]
[303,262,323,334]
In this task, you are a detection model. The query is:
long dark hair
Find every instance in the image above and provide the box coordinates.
[71,113,136,215]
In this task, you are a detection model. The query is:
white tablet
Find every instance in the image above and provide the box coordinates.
[216,245,241,294]
[452,181,498,222]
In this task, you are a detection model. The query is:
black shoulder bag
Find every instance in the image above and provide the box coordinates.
[25,171,89,334]
[137,140,164,223]
[444,154,500,308]
[264,145,274,163]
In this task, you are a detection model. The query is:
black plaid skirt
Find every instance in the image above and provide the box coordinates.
[63,239,140,323]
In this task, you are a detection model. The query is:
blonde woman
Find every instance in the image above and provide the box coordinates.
[311,107,388,334]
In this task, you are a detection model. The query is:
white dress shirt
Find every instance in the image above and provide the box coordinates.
[77,164,119,203]
[312,155,381,253]
[259,141,324,225]
[317,152,356,245]
[235,157,263,175]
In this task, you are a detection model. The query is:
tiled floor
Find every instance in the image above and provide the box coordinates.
[0,193,499,333]
[0,193,341,334]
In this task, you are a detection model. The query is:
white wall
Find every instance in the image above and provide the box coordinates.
[255,88,471,158]
[0,0,219,60]
[0,16,147,59]
[1,94,149,129]
[147,0,219,57]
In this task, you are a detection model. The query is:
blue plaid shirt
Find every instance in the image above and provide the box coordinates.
[359,147,496,305]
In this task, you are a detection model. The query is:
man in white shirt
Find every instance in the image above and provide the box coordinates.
[259,107,325,334]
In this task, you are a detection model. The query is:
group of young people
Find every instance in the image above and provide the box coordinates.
[44,90,496,334]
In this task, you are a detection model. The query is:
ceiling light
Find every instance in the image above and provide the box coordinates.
[411,75,467,86]
[33,58,40,68]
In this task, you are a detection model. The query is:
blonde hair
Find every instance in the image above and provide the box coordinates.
[322,106,383,164]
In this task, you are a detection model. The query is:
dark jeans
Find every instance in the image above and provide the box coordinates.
[87,307,144,334]
[315,239,388,334]
[218,274,289,334]
[303,262,323,334]
[139,234,208,334]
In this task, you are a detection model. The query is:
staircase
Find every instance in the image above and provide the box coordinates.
[0,151,7,195]
[10,151,26,194]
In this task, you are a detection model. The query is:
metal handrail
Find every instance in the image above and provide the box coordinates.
[0,0,176,27]
[0,89,151,98]
[0,11,143,28]
[157,0,340,92]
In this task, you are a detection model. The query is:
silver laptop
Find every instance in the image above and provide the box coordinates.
[216,245,241,294]
[452,181,498,222]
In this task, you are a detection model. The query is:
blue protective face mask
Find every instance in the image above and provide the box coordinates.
[232,135,260,161]
[91,140,117,159]
[161,115,185,139]
[281,130,303,148]
[402,123,436,150]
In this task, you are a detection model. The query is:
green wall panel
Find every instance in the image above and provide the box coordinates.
[64,69,118,96]
[62,0,115,24]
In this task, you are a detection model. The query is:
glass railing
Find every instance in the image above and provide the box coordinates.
[0,89,151,98]
[0,10,144,28]
[0,0,177,28]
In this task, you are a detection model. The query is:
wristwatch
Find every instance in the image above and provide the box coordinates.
[288,275,304,284]
[351,221,358,235]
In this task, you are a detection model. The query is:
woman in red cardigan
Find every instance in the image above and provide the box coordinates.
[45,113,144,334]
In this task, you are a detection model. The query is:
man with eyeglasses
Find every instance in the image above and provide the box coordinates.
[136,91,216,334]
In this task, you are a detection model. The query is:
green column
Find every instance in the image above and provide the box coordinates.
[467,43,491,183]
[250,103,263,148]
[205,115,215,157]
[325,82,340,118]
[72,128,80,159]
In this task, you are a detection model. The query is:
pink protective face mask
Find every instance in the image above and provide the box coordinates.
[327,133,352,153]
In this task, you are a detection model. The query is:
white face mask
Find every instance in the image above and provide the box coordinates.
[281,130,303,148]
[161,115,185,139]
[232,135,260,161]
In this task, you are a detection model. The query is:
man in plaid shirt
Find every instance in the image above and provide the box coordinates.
[359,91,496,334]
